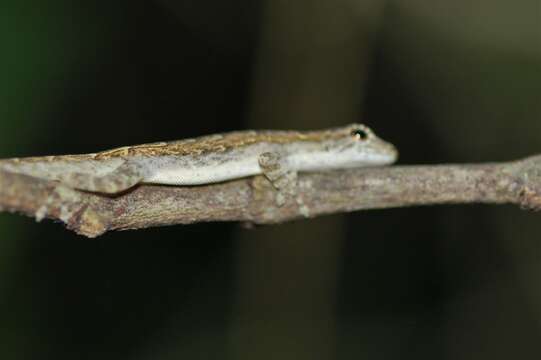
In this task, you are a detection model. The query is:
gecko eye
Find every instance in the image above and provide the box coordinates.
[351,128,369,141]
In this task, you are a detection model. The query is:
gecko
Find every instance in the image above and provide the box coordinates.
[0,124,398,198]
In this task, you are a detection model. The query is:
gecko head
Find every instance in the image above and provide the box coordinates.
[327,123,398,167]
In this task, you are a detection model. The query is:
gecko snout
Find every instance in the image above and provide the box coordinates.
[370,138,399,165]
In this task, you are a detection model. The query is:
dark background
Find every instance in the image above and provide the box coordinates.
[0,1,540,359]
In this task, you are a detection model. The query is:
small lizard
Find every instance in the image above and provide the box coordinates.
[0,124,398,197]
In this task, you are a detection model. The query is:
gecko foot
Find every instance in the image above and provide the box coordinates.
[56,162,143,194]
[258,152,298,206]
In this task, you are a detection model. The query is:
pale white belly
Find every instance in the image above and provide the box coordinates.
[143,155,262,185]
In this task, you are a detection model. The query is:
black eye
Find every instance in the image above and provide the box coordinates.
[351,128,368,140]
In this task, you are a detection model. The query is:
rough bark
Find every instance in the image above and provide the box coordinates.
[1,155,540,237]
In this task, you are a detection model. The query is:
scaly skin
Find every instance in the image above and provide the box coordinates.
[0,124,398,194]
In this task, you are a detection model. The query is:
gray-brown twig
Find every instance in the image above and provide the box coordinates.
[1,155,540,237]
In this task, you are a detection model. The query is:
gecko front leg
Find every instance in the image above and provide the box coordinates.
[56,161,143,194]
[258,152,298,206]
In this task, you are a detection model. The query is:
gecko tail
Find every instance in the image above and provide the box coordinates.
[0,159,143,194]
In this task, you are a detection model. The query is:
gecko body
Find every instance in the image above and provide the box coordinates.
[0,124,398,195]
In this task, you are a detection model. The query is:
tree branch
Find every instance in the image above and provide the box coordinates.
[1,155,540,237]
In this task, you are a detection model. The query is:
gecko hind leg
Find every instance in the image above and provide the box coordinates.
[258,152,298,205]
[56,161,143,194]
